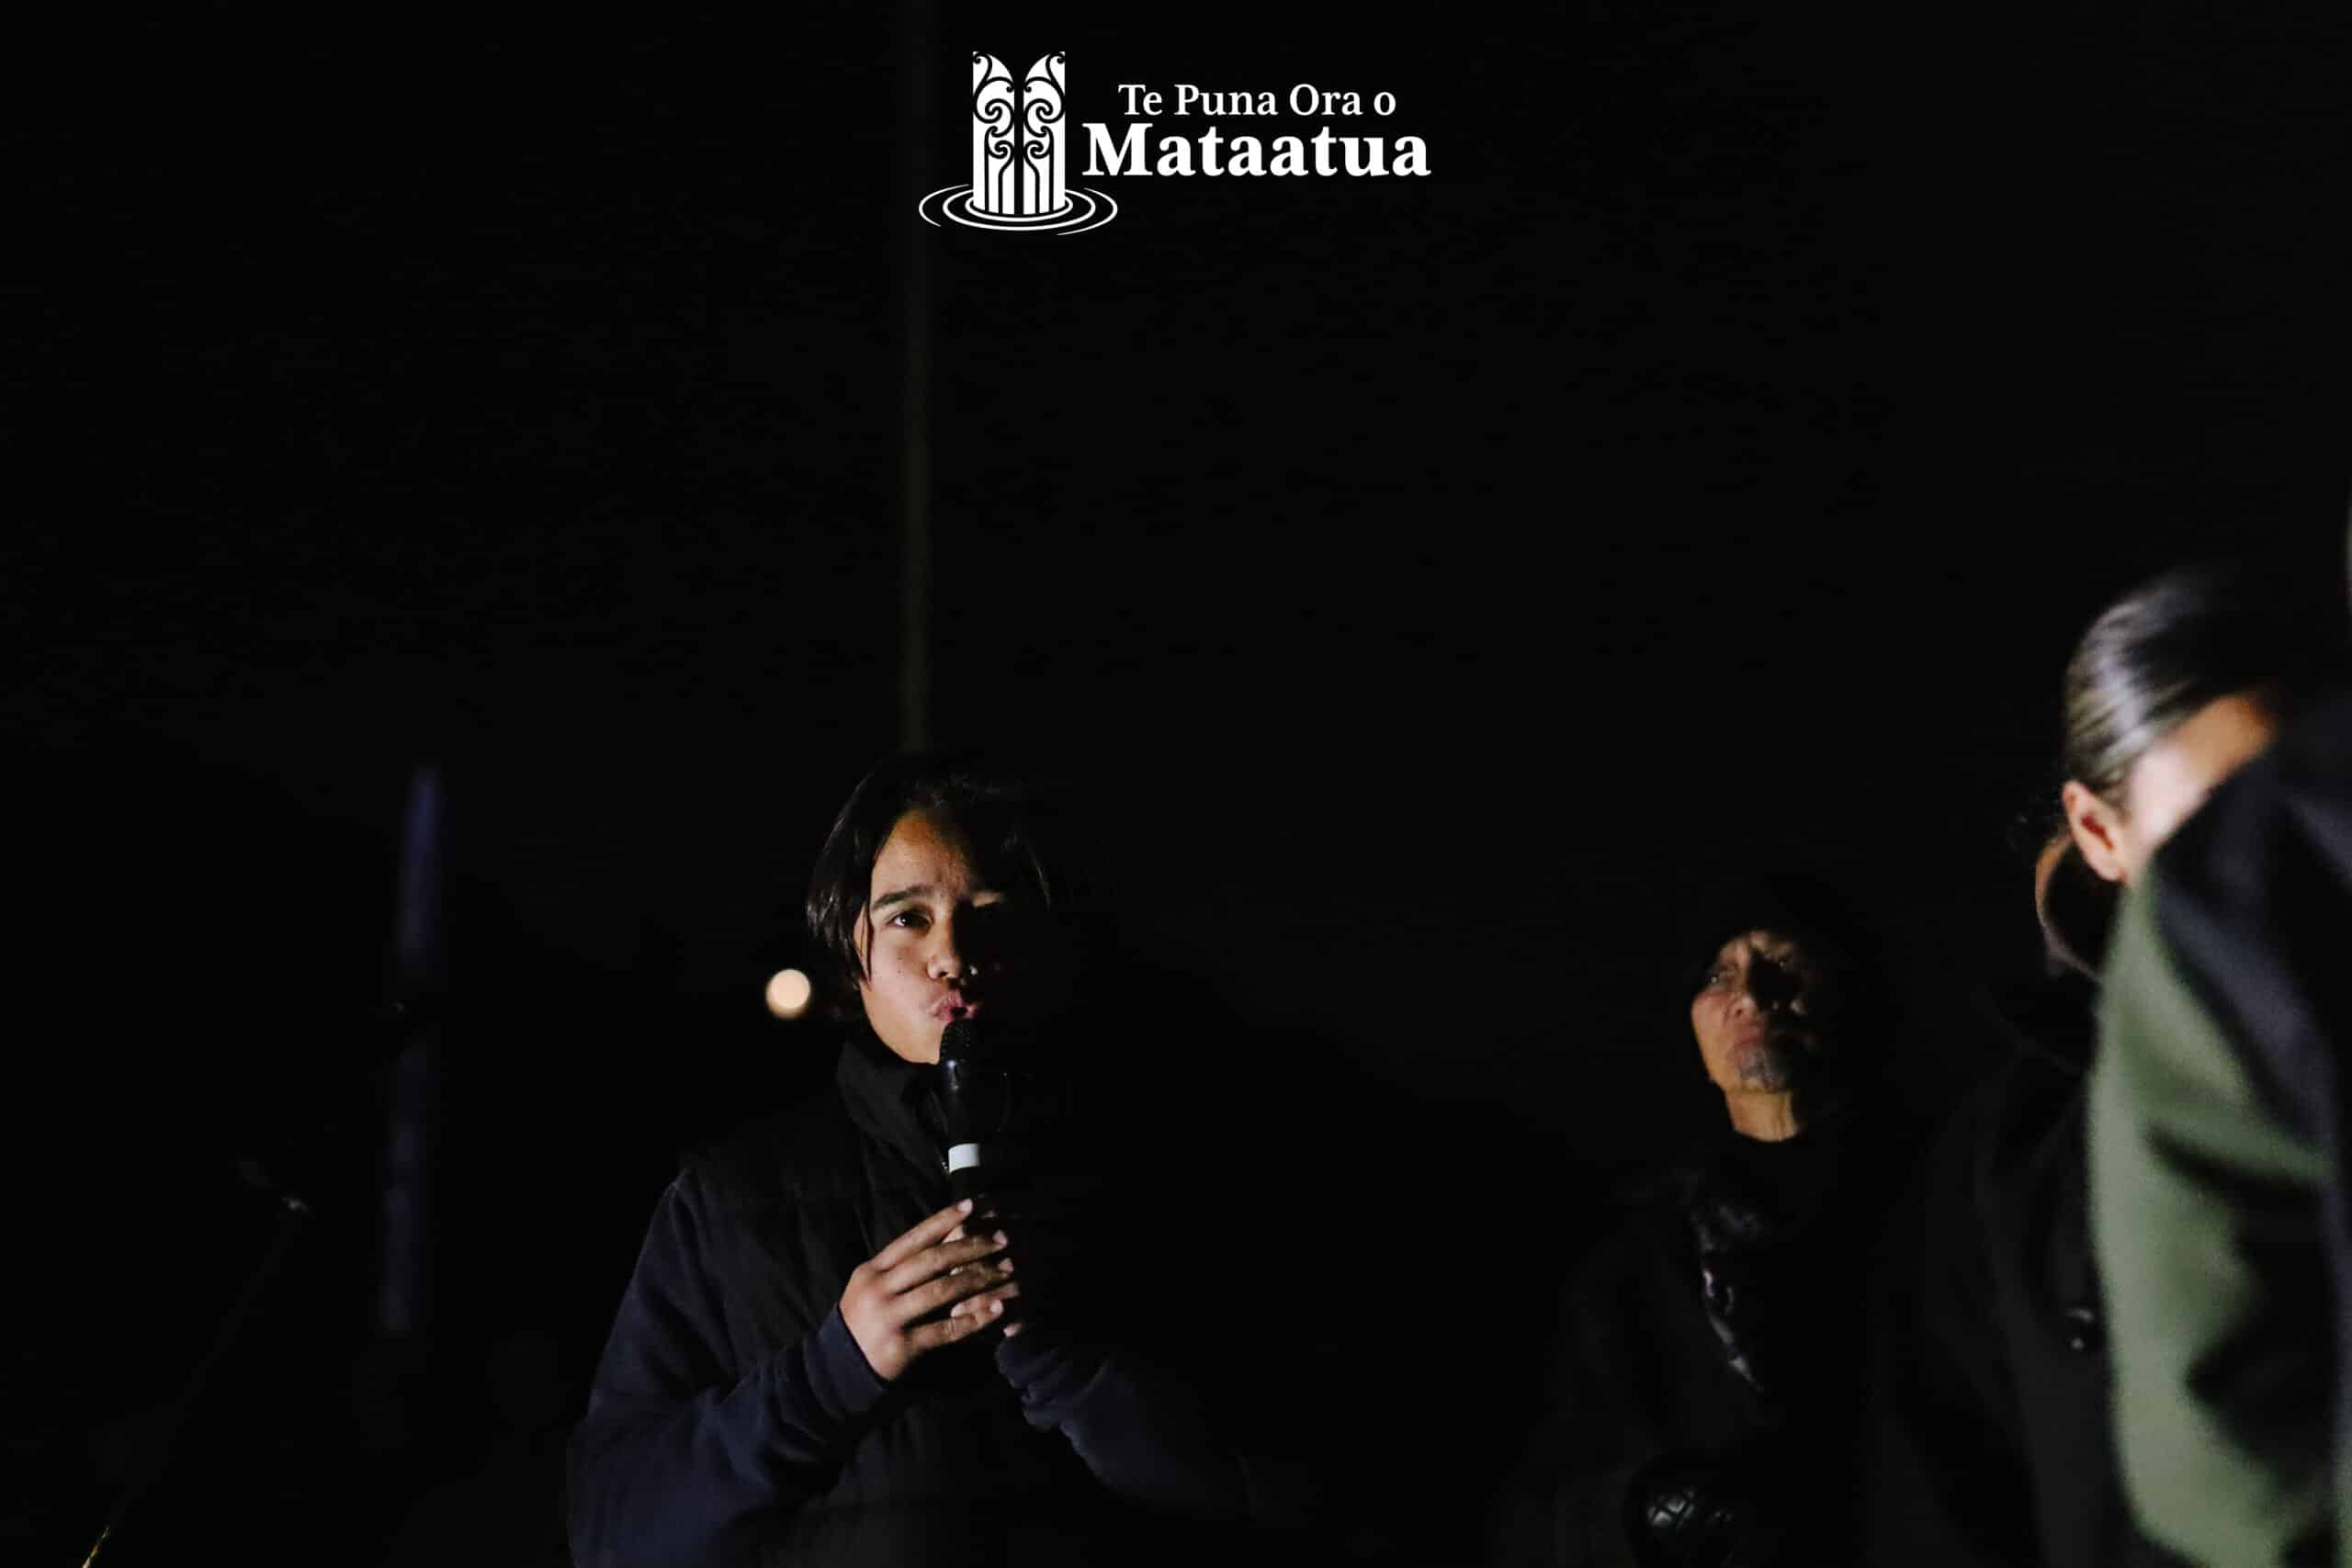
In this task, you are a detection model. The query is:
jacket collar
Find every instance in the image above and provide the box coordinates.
[835,1030,945,1177]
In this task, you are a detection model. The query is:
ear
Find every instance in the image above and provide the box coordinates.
[2061,780,2131,885]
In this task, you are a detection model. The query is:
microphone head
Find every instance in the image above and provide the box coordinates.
[941,1016,1010,1066]
[940,1016,980,1066]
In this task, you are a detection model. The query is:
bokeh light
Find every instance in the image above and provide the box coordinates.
[765,968,813,1021]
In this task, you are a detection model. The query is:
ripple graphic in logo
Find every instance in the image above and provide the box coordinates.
[917,52,1118,235]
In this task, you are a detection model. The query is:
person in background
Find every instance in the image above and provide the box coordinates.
[1861,559,2331,1566]
[1491,871,1906,1568]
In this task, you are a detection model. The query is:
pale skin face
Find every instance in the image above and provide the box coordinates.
[1690,929,1848,1142]
[2064,692,2283,886]
[854,808,1043,1065]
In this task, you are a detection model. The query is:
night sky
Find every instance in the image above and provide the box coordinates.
[11,5,2351,1562]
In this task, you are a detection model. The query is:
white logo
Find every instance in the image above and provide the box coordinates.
[917,52,1119,235]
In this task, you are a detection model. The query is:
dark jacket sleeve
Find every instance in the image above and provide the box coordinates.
[1856,1087,2041,1567]
[1488,1225,1671,1568]
[568,1172,890,1568]
[1491,1453,1648,1568]
[992,1325,1271,1522]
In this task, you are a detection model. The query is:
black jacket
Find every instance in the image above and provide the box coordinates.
[1858,974,2182,1567]
[1493,1110,1900,1567]
[568,1032,1270,1567]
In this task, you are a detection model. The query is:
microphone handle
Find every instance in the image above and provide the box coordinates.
[940,1058,1002,1205]
[948,1159,989,1207]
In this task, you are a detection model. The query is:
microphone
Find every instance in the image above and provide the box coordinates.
[937,1017,1012,1204]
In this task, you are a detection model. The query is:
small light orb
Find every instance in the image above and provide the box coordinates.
[765,968,813,1021]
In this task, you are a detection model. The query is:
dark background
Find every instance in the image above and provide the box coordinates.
[9,4,2350,1562]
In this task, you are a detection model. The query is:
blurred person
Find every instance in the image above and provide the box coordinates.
[2089,564,2352,1563]
[568,754,1299,1568]
[1862,560,2328,1566]
[1490,871,1907,1568]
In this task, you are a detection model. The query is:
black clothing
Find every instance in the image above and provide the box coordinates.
[1493,1111,1896,1568]
[1859,974,2181,1566]
[568,1032,1264,1567]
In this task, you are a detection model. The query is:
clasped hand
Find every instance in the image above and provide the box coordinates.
[839,1199,1023,1382]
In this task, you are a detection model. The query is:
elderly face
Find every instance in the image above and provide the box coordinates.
[1689,929,1849,1095]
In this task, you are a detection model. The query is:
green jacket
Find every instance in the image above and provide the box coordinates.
[2088,688,2352,1565]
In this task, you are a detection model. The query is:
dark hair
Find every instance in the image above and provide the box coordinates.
[803,752,1081,1017]
[2061,559,2336,805]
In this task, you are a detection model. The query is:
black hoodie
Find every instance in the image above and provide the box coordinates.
[567,1031,1278,1568]
[1492,1105,1908,1567]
